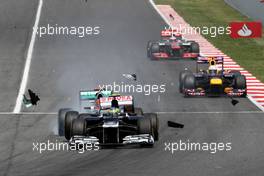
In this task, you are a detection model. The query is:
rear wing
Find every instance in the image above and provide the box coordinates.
[197,56,223,64]
[196,56,224,74]
[79,90,112,101]
[99,95,133,108]
[161,29,182,39]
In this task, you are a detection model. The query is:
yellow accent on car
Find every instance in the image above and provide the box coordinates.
[111,93,121,97]
[209,58,216,66]
[210,78,222,85]
[224,87,233,93]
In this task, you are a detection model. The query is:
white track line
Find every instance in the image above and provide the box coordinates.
[248,94,264,97]
[13,0,43,113]
[0,111,262,115]
[0,112,56,115]
[149,0,172,28]
[248,96,264,111]
[156,111,263,114]
[255,98,264,101]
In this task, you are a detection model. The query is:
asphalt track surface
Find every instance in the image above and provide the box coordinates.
[1,0,264,176]
[0,0,38,111]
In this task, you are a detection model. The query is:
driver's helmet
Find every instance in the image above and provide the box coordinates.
[208,65,218,75]
[111,107,120,114]
[110,99,120,115]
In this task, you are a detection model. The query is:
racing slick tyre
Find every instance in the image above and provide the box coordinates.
[58,108,71,136]
[183,75,196,96]
[147,41,153,58]
[65,111,79,140]
[134,107,143,115]
[150,43,159,60]
[190,42,200,53]
[137,118,153,147]
[72,118,86,136]
[235,75,246,89]
[137,118,152,134]
[179,70,192,93]
[230,70,241,77]
[179,48,184,57]
[145,113,159,141]
[235,75,247,97]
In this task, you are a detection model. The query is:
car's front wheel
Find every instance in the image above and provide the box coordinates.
[65,111,79,140]
[72,118,86,136]
[145,113,159,141]
[150,43,160,60]
[179,70,192,93]
[235,75,247,97]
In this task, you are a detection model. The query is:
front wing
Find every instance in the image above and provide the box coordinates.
[183,88,246,97]
[69,134,154,147]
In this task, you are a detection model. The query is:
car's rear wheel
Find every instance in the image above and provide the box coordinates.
[65,111,79,140]
[190,42,200,53]
[124,105,134,113]
[230,70,241,77]
[134,107,143,115]
[72,118,86,136]
[58,108,71,136]
[179,70,192,93]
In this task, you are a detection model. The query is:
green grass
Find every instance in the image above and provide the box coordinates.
[155,0,264,82]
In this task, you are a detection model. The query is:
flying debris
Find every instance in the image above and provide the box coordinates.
[231,99,239,106]
[23,89,40,107]
[169,14,174,20]
[122,73,137,81]
[167,121,184,128]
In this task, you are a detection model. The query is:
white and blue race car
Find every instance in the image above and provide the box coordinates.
[58,89,159,147]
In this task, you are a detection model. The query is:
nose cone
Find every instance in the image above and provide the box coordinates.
[210,78,222,85]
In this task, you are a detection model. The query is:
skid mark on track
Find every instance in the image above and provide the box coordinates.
[3,115,20,176]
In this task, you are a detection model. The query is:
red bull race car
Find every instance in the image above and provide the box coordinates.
[179,57,247,97]
[147,29,200,60]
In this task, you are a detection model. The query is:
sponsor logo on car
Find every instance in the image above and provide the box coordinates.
[100,95,133,103]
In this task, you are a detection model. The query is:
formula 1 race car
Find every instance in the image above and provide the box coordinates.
[179,57,247,97]
[58,90,159,147]
[147,29,200,60]
[58,88,113,136]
